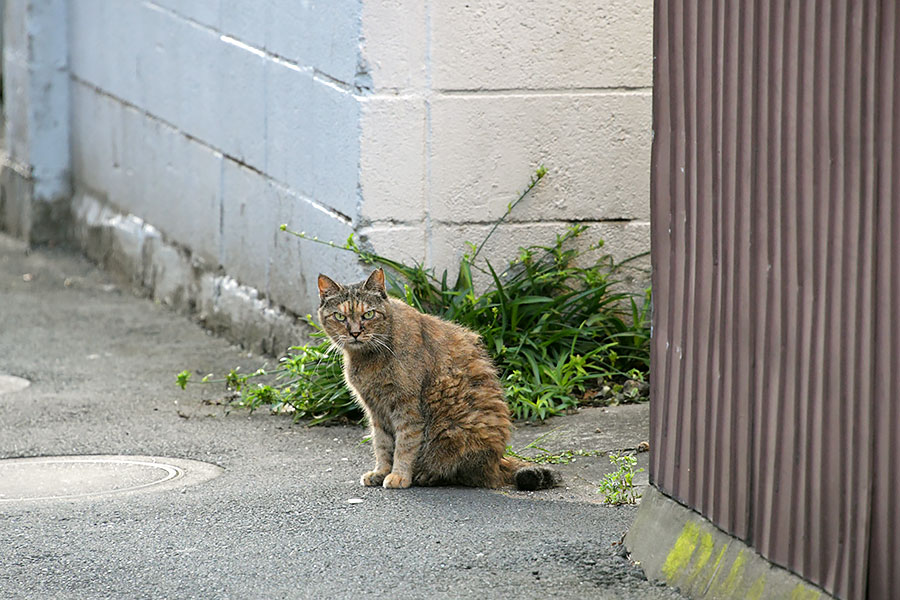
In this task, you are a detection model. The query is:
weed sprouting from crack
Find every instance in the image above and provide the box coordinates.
[597,452,643,505]
[504,428,605,464]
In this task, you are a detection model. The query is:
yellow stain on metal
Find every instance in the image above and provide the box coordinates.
[662,521,701,580]
[714,549,747,597]
[790,584,822,600]
[699,542,729,594]
[686,531,715,587]
[746,574,767,600]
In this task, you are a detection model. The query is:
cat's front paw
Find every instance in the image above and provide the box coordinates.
[382,472,412,489]
[361,470,388,487]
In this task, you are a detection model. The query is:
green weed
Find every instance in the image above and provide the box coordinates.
[178,167,650,424]
[504,429,605,464]
[598,452,644,505]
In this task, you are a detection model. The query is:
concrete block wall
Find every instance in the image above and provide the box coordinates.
[8,0,652,349]
[68,0,365,315]
[357,0,654,282]
[1,0,70,241]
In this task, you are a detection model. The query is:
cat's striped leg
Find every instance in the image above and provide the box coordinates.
[383,420,423,489]
[361,422,394,486]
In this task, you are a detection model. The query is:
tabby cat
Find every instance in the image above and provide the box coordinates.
[317,268,559,491]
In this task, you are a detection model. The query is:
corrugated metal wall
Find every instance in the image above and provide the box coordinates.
[650,1,899,598]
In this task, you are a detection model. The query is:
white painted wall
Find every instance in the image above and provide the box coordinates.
[358,1,653,285]
[12,0,652,329]
[67,0,366,313]
[1,0,70,240]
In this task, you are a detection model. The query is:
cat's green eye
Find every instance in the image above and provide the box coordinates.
[362,310,376,320]
[332,312,346,322]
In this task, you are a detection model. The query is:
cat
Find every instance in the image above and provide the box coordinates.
[317,268,559,491]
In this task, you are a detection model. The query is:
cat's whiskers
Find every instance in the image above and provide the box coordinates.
[310,341,343,376]
[368,334,397,359]
[369,337,397,359]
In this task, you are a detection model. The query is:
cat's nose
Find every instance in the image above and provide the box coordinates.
[349,331,361,339]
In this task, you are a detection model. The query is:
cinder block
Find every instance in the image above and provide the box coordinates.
[360,0,427,90]
[429,220,650,291]
[309,82,361,220]
[70,85,112,194]
[431,0,653,90]
[4,58,31,164]
[359,97,427,223]
[3,0,27,63]
[221,159,274,292]
[127,2,177,115]
[112,3,267,170]
[220,0,266,48]
[103,104,222,266]
[210,37,267,168]
[265,0,361,84]
[72,1,184,137]
[103,103,147,216]
[69,0,143,103]
[358,223,426,268]
[27,0,69,70]
[67,0,104,83]
[265,59,361,220]
[150,16,266,168]
[137,7,216,140]
[264,60,315,195]
[145,123,223,267]
[28,81,69,199]
[428,92,651,224]
[267,183,361,316]
[150,0,221,30]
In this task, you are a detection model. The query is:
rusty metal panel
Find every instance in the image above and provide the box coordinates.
[650,1,900,598]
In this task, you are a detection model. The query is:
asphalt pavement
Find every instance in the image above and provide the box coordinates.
[0,234,683,600]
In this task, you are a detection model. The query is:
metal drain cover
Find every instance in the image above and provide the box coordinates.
[0,375,30,395]
[0,455,223,502]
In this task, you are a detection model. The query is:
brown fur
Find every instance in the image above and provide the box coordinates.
[317,269,559,490]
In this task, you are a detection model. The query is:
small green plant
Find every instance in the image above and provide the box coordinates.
[597,452,643,505]
[176,370,191,389]
[505,430,604,464]
[178,166,650,424]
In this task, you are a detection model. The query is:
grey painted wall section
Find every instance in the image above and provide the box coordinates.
[67,0,364,313]
[1,0,69,241]
[3,0,652,348]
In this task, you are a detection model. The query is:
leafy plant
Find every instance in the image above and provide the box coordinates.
[597,452,644,505]
[505,430,605,464]
[177,166,651,424]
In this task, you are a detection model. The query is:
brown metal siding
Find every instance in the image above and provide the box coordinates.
[650,2,900,598]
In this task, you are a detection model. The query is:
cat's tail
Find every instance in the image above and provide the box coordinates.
[499,457,561,491]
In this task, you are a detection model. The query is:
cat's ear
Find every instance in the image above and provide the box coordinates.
[317,274,343,300]
[363,268,387,298]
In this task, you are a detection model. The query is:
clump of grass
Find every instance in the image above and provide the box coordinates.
[178,321,356,425]
[505,430,605,464]
[598,452,644,505]
[177,167,650,424]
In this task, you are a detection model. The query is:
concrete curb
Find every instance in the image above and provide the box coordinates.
[625,486,835,600]
[68,191,307,355]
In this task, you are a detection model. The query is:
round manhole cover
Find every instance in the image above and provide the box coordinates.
[0,375,30,395]
[0,455,223,502]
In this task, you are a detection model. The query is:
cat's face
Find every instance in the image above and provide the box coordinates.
[317,269,391,353]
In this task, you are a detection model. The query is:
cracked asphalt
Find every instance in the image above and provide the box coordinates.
[0,234,683,599]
